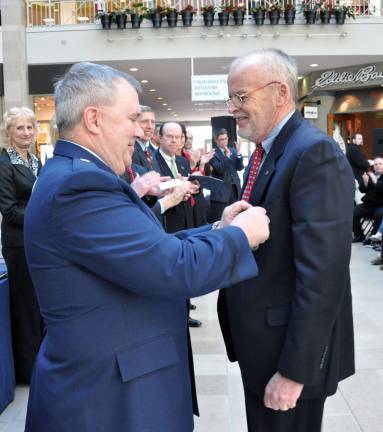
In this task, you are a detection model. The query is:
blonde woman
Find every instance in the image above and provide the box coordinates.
[0,107,44,383]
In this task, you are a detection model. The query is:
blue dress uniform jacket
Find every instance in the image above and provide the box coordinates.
[24,140,258,432]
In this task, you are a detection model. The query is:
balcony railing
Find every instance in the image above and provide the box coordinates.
[26,0,382,27]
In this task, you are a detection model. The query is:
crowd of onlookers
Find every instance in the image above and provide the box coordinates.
[346,133,383,271]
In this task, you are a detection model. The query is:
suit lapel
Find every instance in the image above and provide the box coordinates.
[155,151,174,178]
[13,164,37,183]
[176,156,190,177]
[248,110,303,205]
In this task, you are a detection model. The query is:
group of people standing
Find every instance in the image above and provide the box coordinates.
[0,48,357,432]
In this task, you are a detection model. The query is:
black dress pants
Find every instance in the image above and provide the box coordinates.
[2,246,44,383]
[244,387,325,432]
[353,204,383,237]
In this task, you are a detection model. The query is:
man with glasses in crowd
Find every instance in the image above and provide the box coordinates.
[218,49,355,432]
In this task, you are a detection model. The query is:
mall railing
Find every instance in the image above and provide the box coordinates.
[26,0,381,27]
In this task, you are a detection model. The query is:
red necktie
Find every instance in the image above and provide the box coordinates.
[127,167,135,183]
[242,144,264,202]
[144,149,153,168]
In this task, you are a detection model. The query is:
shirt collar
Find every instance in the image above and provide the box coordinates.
[261,109,295,155]
[159,148,176,163]
[137,139,151,151]
[65,140,107,165]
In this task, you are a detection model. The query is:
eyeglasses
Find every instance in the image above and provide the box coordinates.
[224,81,281,109]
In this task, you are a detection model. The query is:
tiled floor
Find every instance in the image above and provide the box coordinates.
[0,243,382,431]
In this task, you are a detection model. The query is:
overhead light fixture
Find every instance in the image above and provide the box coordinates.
[298,76,303,80]
[167,108,172,111]
[310,63,319,68]
[141,80,148,83]
[157,97,163,100]
[129,67,139,72]
[162,103,168,106]
[41,97,46,101]
[149,88,156,92]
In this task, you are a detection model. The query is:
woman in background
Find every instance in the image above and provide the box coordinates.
[0,107,44,383]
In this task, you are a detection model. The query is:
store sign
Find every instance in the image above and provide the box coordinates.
[312,65,383,90]
[191,75,228,101]
[304,106,318,119]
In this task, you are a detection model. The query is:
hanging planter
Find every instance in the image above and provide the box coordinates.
[304,9,317,24]
[218,12,230,26]
[332,3,355,24]
[232,8,246,25]
[115,12,127,29]
[130,13,143,29]
[251,8,266,25]
[166,9,178,27]
[320,10,331,24]
[181,8,194,26]
[283,8,295,25]
[268,10,281,25]
[98,12,112,29]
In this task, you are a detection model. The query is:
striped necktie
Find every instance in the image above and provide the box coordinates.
[242,144,264,202]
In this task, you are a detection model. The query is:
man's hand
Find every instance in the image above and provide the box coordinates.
[264,372,304,411]
[219,201,253,228]
[367,171,378,184]
[161,181,191,210]
[230,206,270,248]
[200,149,215,165]
[131,171,161,198]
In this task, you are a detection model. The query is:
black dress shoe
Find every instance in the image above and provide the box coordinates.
[188,317,202,328]
[190,304,197,310]
[352,235,365,243]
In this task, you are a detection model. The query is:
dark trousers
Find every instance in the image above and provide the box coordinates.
[353,204,383,237]
[244,387,325,432]
[2,246,44,383]
[209,185,239,222]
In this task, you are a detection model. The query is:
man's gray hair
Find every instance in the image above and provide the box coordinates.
[54,62,141,135]
[230,49,298,104]
[139,105,154,114]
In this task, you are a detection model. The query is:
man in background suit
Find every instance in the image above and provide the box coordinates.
[346,133,371,186]
[218,49,355,432]
[209,128,244,222]
[132,105,160,172]
[24,61,270,432]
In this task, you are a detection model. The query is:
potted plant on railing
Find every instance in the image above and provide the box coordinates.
[283,2,296,25]
[332,1,355,24]
[115,9,128,28]
[128,2,147,28]
[267,1,283,25]
[318,1,331,24]
[218,4,232,26]
[251,2,267,25]
[146,5,166,28]
[201,4,216,26]
[166,7,179,27]
[180,4,195,26]
[97,11,112,29]
[232,5,246,25]
[300,0,320,24]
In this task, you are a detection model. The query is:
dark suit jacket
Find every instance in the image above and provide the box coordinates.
[218,111,355,400]
[209,147,244,203]
[155,150,194,233]
[360,175,383,206]
[24,140,258,432]
[346,143,370,185]
[0,149,40,247]
[132,140,160,173]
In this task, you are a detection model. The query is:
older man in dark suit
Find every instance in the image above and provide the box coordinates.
[218,49,355,432]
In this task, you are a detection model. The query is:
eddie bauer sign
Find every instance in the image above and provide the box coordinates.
[312,65,383,90]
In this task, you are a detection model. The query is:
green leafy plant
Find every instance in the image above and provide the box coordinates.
[201,4,216,13]
[220,3,233,13]
[267,1,283,12]
[332,0,355,18]
[283,1,296,11]
[251,2,267,13]
[128,2,148,15]
[181,4,196,13]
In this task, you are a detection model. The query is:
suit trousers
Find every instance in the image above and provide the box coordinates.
[2,246,44,383]
[353,203,383,236]
[244,387,325,432]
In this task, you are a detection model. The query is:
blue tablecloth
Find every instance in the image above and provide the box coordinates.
[0,261,15,413]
